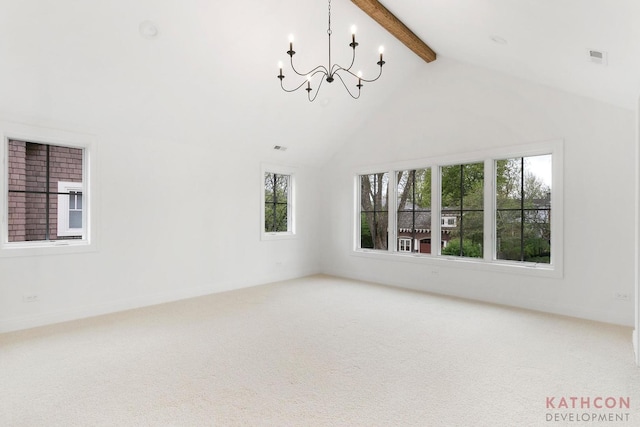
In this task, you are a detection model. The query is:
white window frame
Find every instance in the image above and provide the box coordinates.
[260,163,296,240]
[0,121,97,257]
[398,237,412,252]
[441,216,457,228]
[57,181,84,237]
[352,140,563,278]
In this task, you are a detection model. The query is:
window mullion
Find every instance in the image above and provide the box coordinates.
[45,144,50,241]
[388,170,398,253]
[520,157,525,262]
[484,159,494,261]
[432,165,442,256]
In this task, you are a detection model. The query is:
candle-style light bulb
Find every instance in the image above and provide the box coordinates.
[277,61,285,80]
[289,34,294,50]
[349,25,358,48]
[357,70,363,88]
[378,45,385,64]
[306,74,312,92]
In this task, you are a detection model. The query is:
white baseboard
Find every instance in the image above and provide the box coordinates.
[0,269,321,334]
[0,283,239,334]
[325,268,633,327]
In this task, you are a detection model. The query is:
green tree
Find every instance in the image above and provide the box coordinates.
[264,173,289,232]
[495,157,551,263]
[442,238,483,258]
[441,163,484,257]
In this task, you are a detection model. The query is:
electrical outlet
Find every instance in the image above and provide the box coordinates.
[614,292,630,301]
[22,294,39,303]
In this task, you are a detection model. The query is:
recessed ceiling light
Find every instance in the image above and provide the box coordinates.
[139,21,159,39]
[490,35,508,45]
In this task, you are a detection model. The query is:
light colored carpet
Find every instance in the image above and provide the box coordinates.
[1,275,639,426]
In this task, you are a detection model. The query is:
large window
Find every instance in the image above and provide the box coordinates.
[354,141,561,275]
[7,140,85,243]
[495,155,551,263]
[360,173,389,250]
[264,172,290,233]
[441,162,484,258]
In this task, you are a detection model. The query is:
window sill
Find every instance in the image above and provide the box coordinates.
[261,232,297,241]
[351,249,562,279]
[0,240,95,257]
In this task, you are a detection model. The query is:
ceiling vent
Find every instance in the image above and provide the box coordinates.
[588,49,607,65]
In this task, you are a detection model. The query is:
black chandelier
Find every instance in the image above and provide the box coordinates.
[277,0,385,102]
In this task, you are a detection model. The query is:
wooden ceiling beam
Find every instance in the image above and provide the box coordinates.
[351,0,436,63]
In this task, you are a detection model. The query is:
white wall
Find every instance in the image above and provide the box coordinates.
[0,126,321,332]
[320,58,637,326]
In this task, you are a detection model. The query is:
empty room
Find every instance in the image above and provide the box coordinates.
[2,0,640,425]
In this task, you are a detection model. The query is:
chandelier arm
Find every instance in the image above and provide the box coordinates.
[307,76,326,102]
[332,65,359,79]
[280,69,329,95]
[358,65,384,83]
[280,78,312,93]
[289,57,330,78]
[333,72,361,99]
[341,46,357,73]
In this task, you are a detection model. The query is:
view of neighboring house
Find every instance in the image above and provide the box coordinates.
[7,140,84,242]
[397,202,456,253]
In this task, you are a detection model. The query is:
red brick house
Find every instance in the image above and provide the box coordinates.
[8,140,83,242]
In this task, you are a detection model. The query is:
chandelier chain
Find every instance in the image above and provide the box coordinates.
[327,0,332,36]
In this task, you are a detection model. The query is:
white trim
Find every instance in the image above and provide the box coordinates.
[260,163,296,241]
[483,159,494,262]
[0,121,97,257]
[351,139,563,278]
[635,95,640,366]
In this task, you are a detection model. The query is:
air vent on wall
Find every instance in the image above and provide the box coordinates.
[588,49,607,65]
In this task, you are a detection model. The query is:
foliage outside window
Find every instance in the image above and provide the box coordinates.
[7,140,85,242]
[496,155,551,263]
[441,163,484,258]
[355,145,558,273]
[397,168,431,253]
[360,173,388,250]
[264,172,290,233]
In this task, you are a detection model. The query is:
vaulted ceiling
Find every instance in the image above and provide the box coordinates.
[0,0,638,166]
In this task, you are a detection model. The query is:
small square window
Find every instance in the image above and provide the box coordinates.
[6,140,86,243]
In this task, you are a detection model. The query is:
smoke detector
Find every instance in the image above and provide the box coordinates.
[587,49,607,65]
